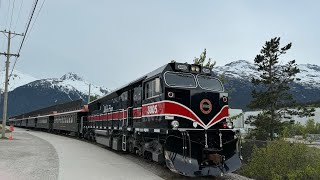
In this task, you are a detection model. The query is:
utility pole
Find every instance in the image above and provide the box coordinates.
[88,83,91,104]
[0,30,24,138]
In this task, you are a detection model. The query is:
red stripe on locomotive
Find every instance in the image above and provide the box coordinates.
[141,101,228,128]
[207,105,229,127]
[133,108,142,119]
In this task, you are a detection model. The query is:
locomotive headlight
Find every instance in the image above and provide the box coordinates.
[191,65,200,73]
[171,120,179,129]
[227,122,233,129]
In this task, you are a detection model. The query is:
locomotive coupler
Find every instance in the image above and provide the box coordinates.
[201,148,224,166]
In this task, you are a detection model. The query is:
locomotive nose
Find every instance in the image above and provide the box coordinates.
[191,92,228,127]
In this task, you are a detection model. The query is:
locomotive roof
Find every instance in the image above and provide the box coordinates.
[90,64,168,104]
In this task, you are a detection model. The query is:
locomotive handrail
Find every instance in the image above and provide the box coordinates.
[126,107,135,126]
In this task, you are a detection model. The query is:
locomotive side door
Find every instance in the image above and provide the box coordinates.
[127,107,133,127]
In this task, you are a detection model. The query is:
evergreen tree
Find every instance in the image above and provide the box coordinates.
[89,95,99,102]
[248,37,302,140]
[193,49,231,94]
[193,48,216,70]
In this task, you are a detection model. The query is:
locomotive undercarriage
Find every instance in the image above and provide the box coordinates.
[89,129,167,163]
[163,129,242,176]
[90,128,241,177]
[131,132,166,163]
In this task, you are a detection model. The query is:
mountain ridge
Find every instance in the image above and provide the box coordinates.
[215,60,320,88]
[214,60,320,109]
[1,70,109,97]
[0,71,109,117]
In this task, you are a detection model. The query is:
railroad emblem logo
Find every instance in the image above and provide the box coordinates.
[200,99,212,114]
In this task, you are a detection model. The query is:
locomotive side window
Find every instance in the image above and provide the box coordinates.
[121,92,128,101]
[164,72,196,88]
[155,78,161,93]
[145,81,151,98]
[133,86,142,106]
[120,91,128,108]
[197,75,224,91]
[144,78,162,99]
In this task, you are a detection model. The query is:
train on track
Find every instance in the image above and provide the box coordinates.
[9,62,242,177]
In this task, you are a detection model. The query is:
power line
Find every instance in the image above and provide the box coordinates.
[0,0,3,28]
[25,0,46,43]
[1,1,43,136]
[4,0,11,30]
[0,30,23,138]
[9,0,41,80]
[9,0,16,30]
[17,0,39,54]
[24,0,36,31]
[13,0,24,31]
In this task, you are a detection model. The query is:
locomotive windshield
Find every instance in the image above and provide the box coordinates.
[164,72,196,88]
[197,75,223,91]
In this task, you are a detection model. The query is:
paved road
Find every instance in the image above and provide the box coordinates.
[26,129,163,180]
[1,128,250,180]
[0,130,58,180]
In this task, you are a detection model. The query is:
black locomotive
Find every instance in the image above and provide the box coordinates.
[10,62,242,177]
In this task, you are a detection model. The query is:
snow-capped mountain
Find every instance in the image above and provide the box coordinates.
[0,69,38,92]
[296,64,320,88]
[0,71,109,117]
[215,60,320,89]
[0,69,108,97]
[213,60,320,109]
[28,72,108,97]
[215,60,258,80]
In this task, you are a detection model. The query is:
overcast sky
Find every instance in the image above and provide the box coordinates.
[0,0,319,89]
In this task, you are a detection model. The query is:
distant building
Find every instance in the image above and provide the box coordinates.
[229,109,247,135]
[229,109,244,128]
[230,108,320,135]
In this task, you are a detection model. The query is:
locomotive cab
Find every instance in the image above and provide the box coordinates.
[161,63,231,130]
[160,62,241,176]
[163,70,229,129]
